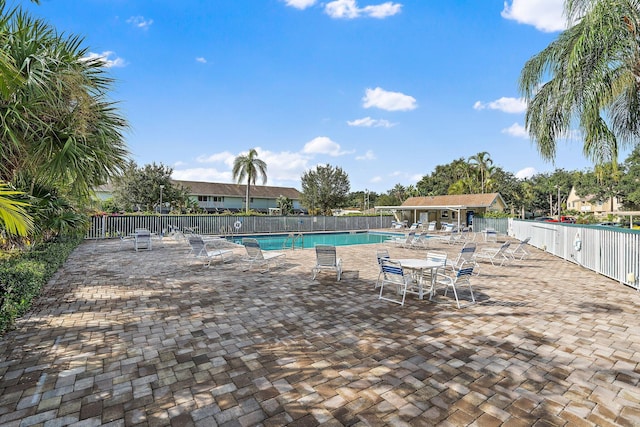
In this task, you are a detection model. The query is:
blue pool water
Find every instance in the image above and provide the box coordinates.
[228,231,398,250]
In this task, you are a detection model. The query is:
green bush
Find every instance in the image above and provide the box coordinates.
[0,236,81,334]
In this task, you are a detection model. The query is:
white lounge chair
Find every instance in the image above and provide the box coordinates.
[134,229,152,251]
[473,241,511,266]
[506,237,531,260]
[188,236,234,267]
[388,231,417,247]
[311,245,343,281]
[241,238,285,272]
[447,242,479,275]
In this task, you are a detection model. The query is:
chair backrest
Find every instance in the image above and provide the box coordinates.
[242,238,265,260]
[494,241,511,256]
[381,259,405,284]
[426,251,447,267]
[376,249,390,265]
[458,242,476,262]
[188,236,205,255]
[455,261,475,280]
[315,245,338,267]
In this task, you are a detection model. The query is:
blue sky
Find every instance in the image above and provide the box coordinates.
[23,0,601,193]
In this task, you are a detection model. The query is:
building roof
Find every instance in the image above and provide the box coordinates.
[375,193,506,210]
[173,180,301,200]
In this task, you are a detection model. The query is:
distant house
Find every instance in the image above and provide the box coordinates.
[94,180,304,214]
[174,180,303,213]
[375,193,507,228]
[566,186,621,216]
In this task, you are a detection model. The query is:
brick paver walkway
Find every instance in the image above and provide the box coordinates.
[0,234,639,426]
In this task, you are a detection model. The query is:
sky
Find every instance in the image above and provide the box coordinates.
[20,0,609,193]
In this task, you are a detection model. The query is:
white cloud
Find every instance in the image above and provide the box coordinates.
[516,167,537,179]
[325,0,402,19]
[501,0,566,33]
[474,97,527,113]
[370,176,383,183]
[283,0,317,9]
[195,57,207,64]
[196,151,235,165]
[126,16,154,30]
[172,167,233,183]
[302,136,351,156]
[362,87,417,111]
[356,150,376,161]
[502,122,529,138]
[82,51,126,68]
[347,117,396,128]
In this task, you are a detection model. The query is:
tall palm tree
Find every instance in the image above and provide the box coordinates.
[468,152,494,193]
[232,149,267,213]
[0,182,32,237]
[519,0,640,170]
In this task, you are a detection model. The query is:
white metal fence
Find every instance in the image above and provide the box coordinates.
[507,218,640,291]
[87,214,394,239]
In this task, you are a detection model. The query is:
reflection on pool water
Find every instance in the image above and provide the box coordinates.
[228,231,399,250]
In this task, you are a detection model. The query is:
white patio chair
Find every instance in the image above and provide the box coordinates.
[134,229,152,251]
[241,238,285,272]
[375,248,391,289]
[447,242,479,275]
[378,259,412,307]
[505,237,531,260]
[473,241,511,266]
[311,245,343,281]
[431,261,476,309]
[188,236,234,267]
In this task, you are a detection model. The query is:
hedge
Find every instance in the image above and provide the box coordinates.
[0,237,82,334]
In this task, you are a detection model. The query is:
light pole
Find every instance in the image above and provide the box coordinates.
[159,185,164,214]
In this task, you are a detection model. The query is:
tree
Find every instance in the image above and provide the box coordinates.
[112,162,190,212]
[575,164,622,213]
[0,3,129,196]
[416,158,471,196]
[300,165,350,215]
[232,148,267,214]
[519,0,640,169]
[0,182,32,237]
[276,195,293,216]
[619,145,640,209]
[468,152,494,193]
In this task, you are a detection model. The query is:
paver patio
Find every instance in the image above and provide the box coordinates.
[0,233,639,426]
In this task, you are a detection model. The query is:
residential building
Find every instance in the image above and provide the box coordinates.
[566,186,621,216]
[94,180,304,214]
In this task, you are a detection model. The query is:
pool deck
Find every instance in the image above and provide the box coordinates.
[0,232,639,426]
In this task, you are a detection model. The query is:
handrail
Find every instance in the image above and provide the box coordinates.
[283,232,304,250]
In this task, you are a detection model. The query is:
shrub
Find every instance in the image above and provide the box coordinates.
[0,236,81,334]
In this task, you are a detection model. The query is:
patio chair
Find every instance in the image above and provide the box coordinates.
[431,261,476,309]
[241,238,285,272]
[483,228,498,243]
[506,237,531,260]
[426,221,437,232]
[188,236,234,267]
[117,231,135,250]
[409,233,431,249]
[311,245,343,281]
[375,248,391,289]
[473,241,511,266]
[388,231,416,247]
[134,229,152,251]
[447,242,479,275]
[378,259,412,307]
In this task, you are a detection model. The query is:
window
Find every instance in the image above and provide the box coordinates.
[197,195,207,202]
[441,210,449,218]
[212,196,224,202]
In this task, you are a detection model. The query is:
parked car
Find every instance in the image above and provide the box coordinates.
[559,216,576,223]
[534,217,557,222]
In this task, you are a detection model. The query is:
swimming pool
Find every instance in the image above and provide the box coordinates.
[228,231,398,250]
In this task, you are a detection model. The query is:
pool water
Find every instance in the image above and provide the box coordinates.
[228,231,397,250]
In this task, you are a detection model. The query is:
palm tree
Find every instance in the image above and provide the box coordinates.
[232,149,267,213]
[468,152,494,193]
[519,0,640,170]
[0,182,32,237]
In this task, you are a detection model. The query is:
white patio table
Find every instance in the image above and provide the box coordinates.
[393,258,444,300]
